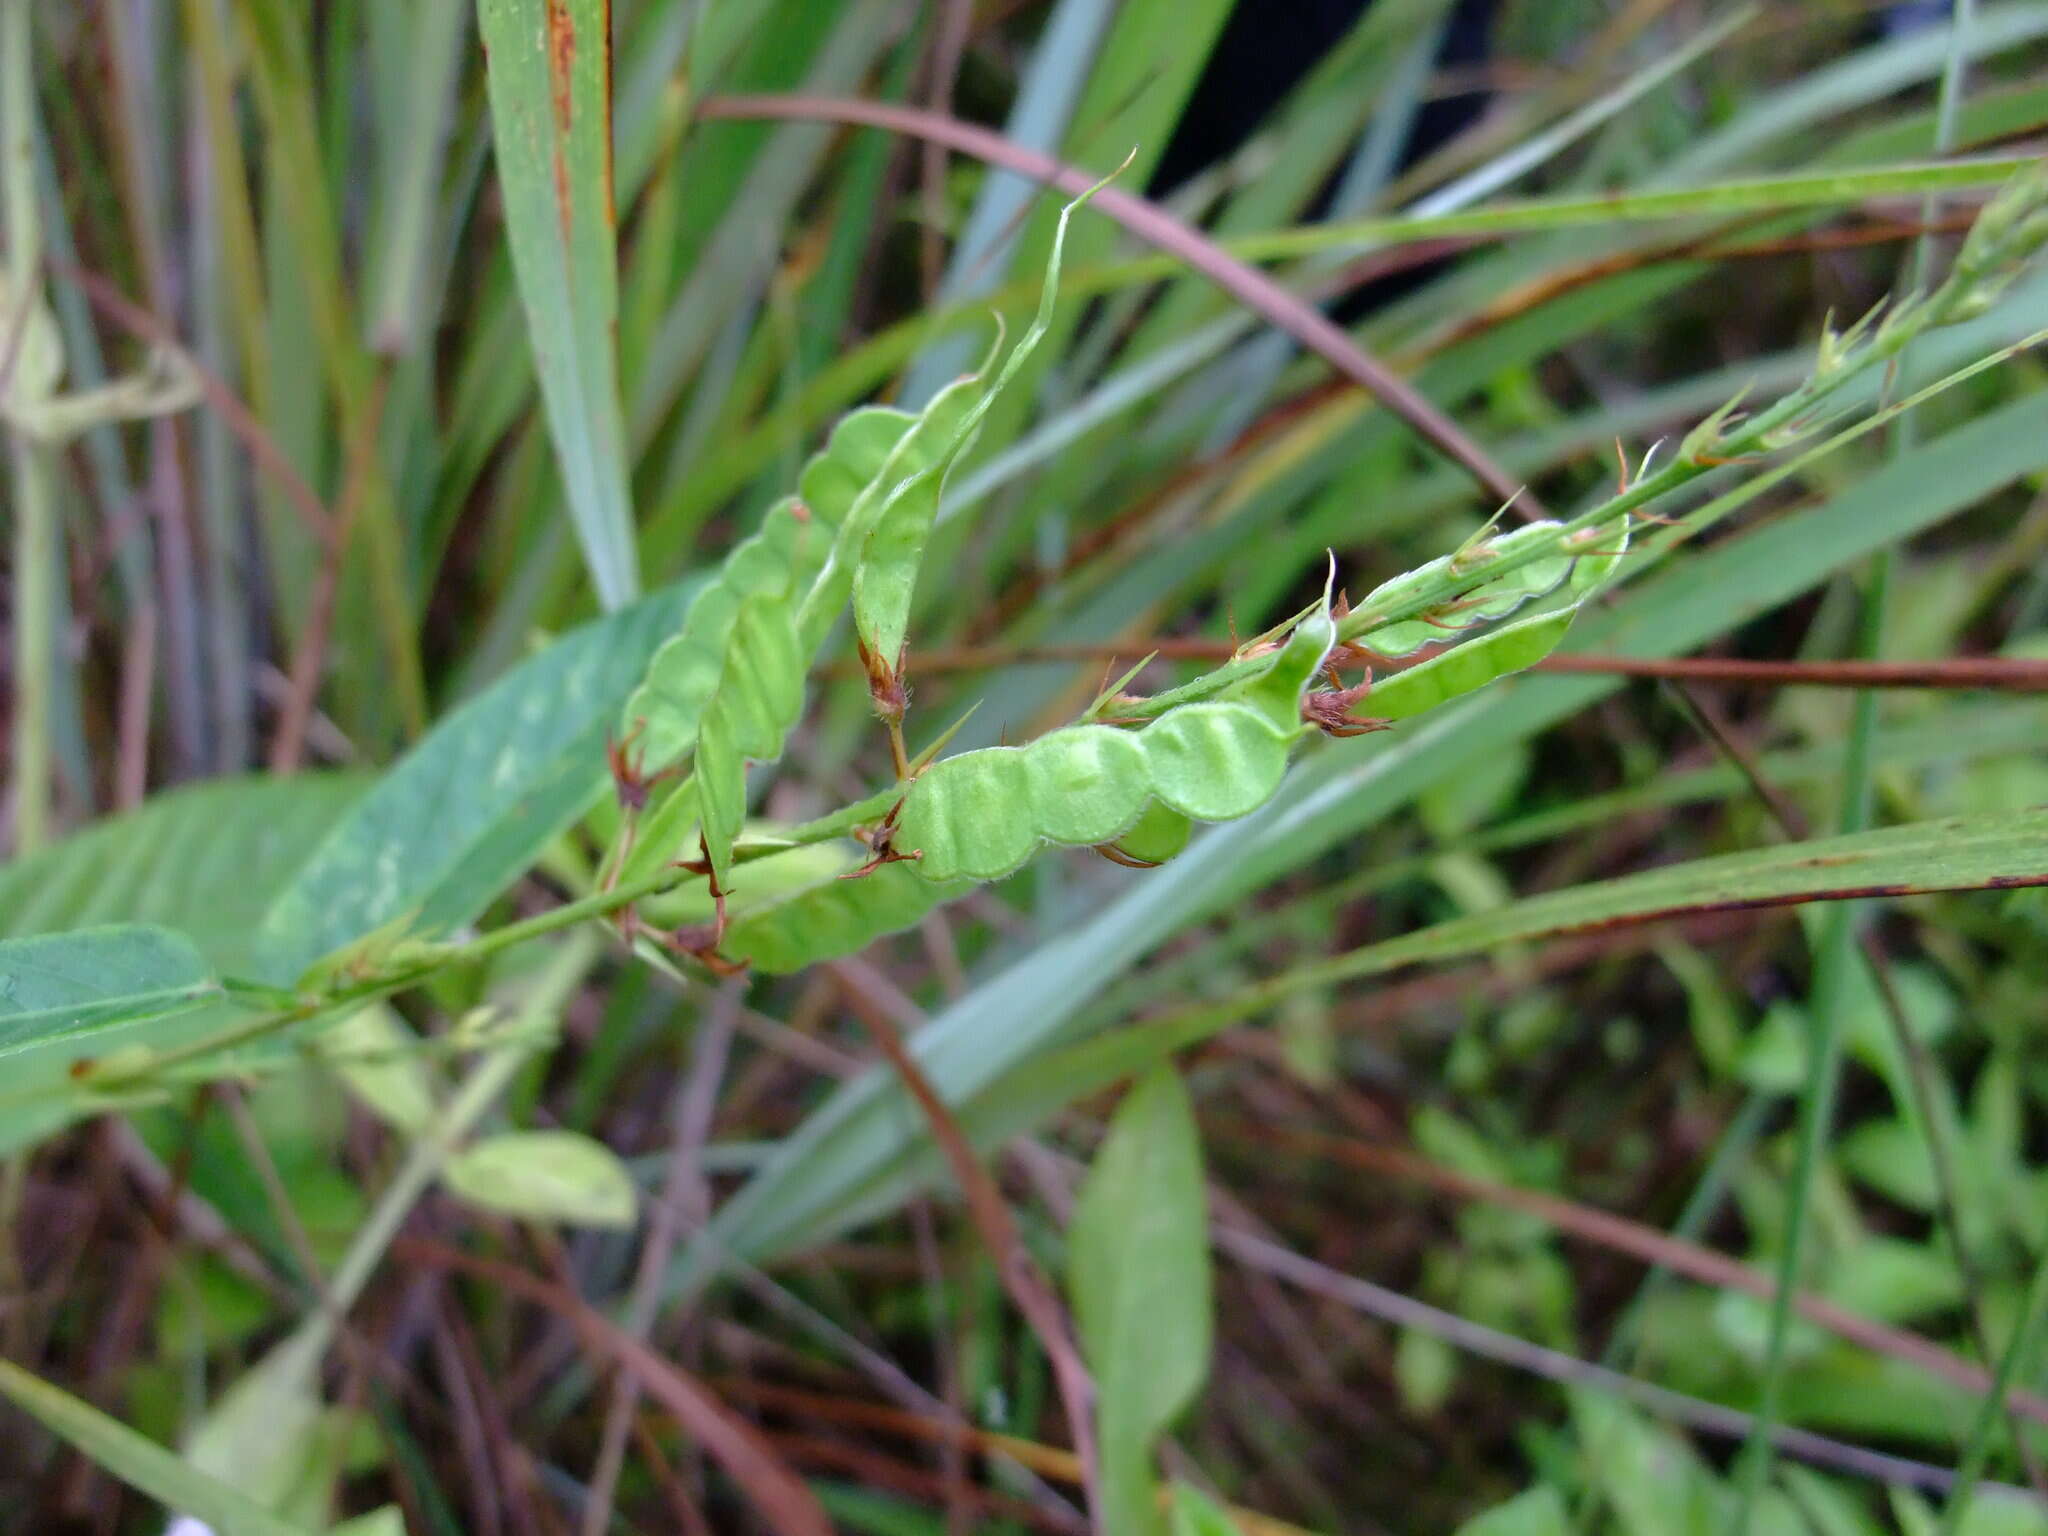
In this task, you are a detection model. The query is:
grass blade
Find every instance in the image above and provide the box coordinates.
[0,1359,309,1536]
[477,0,640,609]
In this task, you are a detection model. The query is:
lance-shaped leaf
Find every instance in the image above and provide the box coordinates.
[258,581,699,983]
[1069,1065,1212,1536]
[477,0,638,609]
[0,926,219,1058]
[0,1360,306,1536]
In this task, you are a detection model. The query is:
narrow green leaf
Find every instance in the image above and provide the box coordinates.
[1069,1064,1212,1536]
[477,0,638,608]
[0,926,219,1058]
[0,1359,310,1536]
[1453,1486,1570,1536]
[443,1128,638,1228]
[182,1341,332,1527]
[980,810,2048,1140]
[1167,1483,1248,1536]
[256,580,698,983]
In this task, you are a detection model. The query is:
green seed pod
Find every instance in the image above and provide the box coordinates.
[894,747,1039,882]
[1355,520,1580,657]
[853,173,1113,669]
[641,839,966,974]
[1367,519,1631,721]
[728,859,966,974]
[1136,703,1291,822]
[1023,726,1152,847]
[1370,608,1575,720]
[1108,799,1194,865]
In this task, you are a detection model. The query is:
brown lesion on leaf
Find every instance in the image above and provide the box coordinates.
[599,0,616,233]
[545,0,578,241]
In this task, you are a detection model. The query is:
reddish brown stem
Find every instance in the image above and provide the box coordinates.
[828,960,1104,1530]
[695,93,1538,520]
[888,641,2048,693]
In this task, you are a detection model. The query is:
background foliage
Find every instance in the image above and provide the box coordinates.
[4,1,2048,1533]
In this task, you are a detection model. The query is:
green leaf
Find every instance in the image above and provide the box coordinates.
[329,1510,406,1536]
[476,0,638,609]
[0,1359,310,1536]
[183,1340,333,1527]
[1394,1326,1458,1416]
[0,773,366,975]
[1167,1483,1247,1536]
[443,1128,638,1228]
[0,926,219,1058]
[256,580,698,983]
[1453,1486,1570,1536]
[1068,1065,1212,1536]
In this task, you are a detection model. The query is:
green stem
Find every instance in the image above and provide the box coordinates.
[1728,575,1883,1528]
[1732,13,1974,1526]
[2,0,50,853]
[270,933,598,1384]
[1942,1254,2048,1532]
[79,860,689,1090]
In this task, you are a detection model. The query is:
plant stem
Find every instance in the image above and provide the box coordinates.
[1942,1254,2048,1532]
[269,935,597,1393]
[74,863,682,1090]
[2,0,50,853]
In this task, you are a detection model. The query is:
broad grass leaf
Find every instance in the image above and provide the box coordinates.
[0,926,219,1058]
[256,581,699,983]
[443,1129,638,1228]
[1453,1486,1569,1536]
[0,1360,308,1536]
[0,773,366,976]
[182,1341,333,1527]
[1167,1483,1247,1536]
[1069,1065,1212,1536]
[755,808,2048,1258]
[476,0,638,609]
